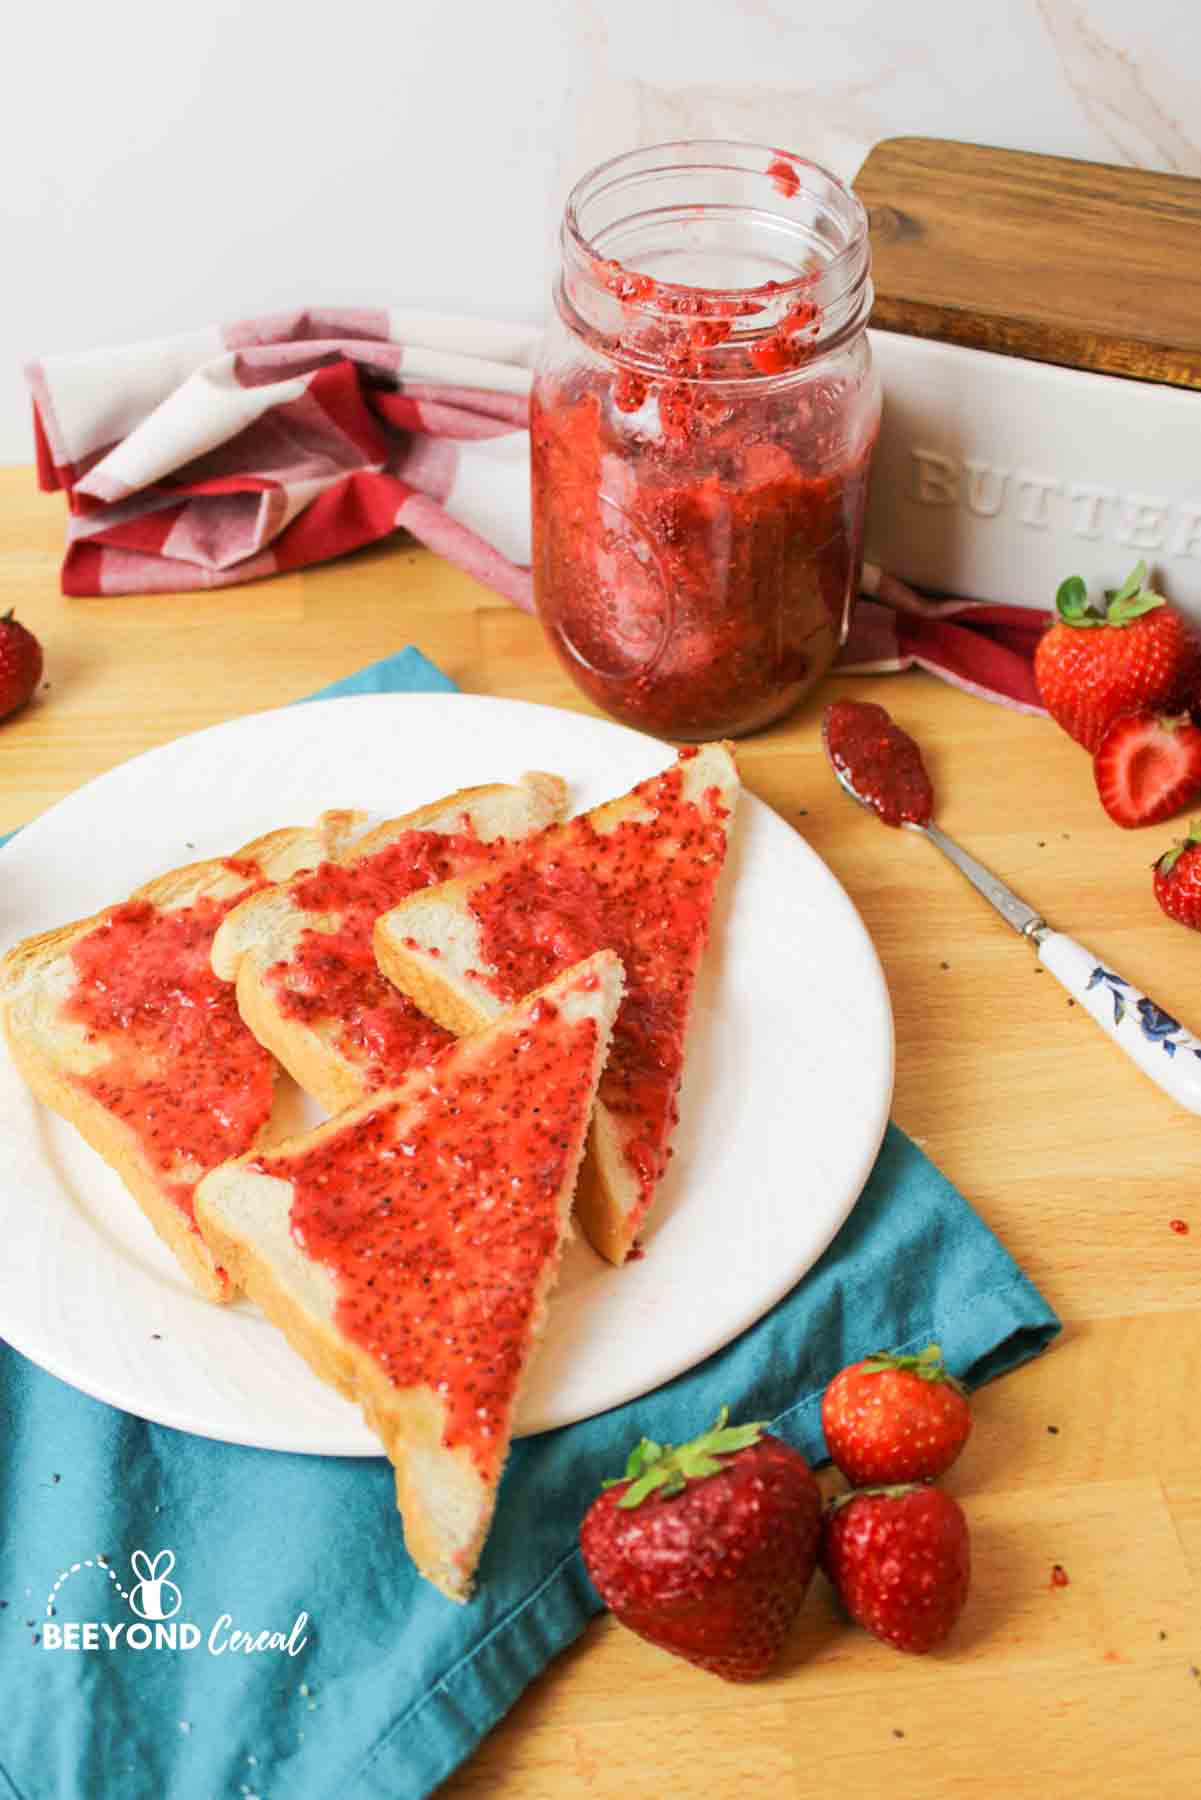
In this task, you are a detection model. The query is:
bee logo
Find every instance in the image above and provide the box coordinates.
[127,1550,182,1622]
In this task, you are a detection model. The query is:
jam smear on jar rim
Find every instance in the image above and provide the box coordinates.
[822,698,935,828]
[767,155,802,199]
[65,860,275,1232]
[269,826,508,1088]
[272,993,602,1480]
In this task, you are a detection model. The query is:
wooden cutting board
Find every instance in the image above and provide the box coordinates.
[854,137,1201,391]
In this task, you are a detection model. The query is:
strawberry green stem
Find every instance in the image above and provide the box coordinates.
[1054,561,1165,629]
[603,1406,767,1509]
[859,1343,965,1394]
[825,1483,919,1517]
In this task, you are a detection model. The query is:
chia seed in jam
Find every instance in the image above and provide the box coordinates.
[66,861,274,1233]
[271,979,605,1477]
[822,698,935,829]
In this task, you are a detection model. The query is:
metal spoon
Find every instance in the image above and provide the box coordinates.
[826,727,1201,1116]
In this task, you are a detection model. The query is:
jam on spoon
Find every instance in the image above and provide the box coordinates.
[821,694,1201,1120]
[821,698,934,828]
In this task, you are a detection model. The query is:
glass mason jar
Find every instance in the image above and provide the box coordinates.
[530,140,881,740]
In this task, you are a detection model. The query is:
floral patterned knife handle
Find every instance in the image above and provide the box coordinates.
[1038,934,1201,1114]
[912,823,1201,1117]
[827,745,1201,1118]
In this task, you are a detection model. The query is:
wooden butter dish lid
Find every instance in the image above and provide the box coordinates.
[854,137,1201,391]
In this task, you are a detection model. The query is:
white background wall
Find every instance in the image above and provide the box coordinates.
[3,0,1199,460]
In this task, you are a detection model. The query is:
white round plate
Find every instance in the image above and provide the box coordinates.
[0,694,893,1453]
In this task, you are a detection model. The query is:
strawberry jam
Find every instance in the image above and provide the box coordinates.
[271,829,506,1086]
[66,864,272,1227]
[532,385,876,740]
[822,698,934,828]
[273,995,601,1478]
[464,756,730,1226]
[533,141,878,739]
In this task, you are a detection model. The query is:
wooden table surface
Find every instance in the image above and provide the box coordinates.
[4,467,1200,1798]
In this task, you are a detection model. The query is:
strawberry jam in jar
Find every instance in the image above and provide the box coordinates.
[531,141,880,739]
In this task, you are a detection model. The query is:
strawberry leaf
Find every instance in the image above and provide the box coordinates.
[1155,821,1201,877]
[825,1482,918,1517]
[676,1450,725,1479]
[1110,561,1147,606]
[1055,564,1167,629]
[627,1439,663,1479]
[702,1422,766,1455]
[1105,560,1166,623]
[1107,588,1166,624]
[606,1408,766,1509]
[867,1344,967,1395]
[620,1465,676,1508]
[603,1437,665,1488]
[860,1343,949,1383]
[1054,576,1096,625]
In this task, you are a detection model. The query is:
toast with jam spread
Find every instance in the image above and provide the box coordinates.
[209,774,567,1115]
[373,744,738,1266]
[195,950,624,1600]
[0,817,360,1302]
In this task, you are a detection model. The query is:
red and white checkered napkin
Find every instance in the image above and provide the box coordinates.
[28,308,537,607]
[27,307,1046,713]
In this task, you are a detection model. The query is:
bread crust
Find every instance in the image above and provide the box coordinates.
[196,1181,490,1598]
[0,817,355,1303]
[373,923,497,1039]
[374,745,740,1266]
[210,774,568,1113]
[2,1017,234,1302]
[233,958,369,1118]
[196,950,624,1599]
[375,928,635,1265]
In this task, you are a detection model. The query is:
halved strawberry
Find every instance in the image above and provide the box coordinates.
[1092,711,1201,829]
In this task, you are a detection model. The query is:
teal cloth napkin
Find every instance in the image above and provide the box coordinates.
[0,649,1060,1800]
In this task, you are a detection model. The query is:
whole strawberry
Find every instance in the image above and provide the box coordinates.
[821,1343,971,1486]
[0,609,43,721]
[1034,563,1201,753]
[579,1409,822,1682]
[822,1484,970,1654]
[1153,821,1201,929]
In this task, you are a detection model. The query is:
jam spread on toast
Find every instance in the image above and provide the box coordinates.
[274,993,600,1477]
[271,828,506,1085]
[822,699,934,828]
[465,756,730,1222]
[66,861,273,1228]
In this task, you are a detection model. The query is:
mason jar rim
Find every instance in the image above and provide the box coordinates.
[563,138,869,305]
[557,139,872,376]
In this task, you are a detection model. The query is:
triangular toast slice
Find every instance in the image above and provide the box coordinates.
[373,744,738,1265]
[0,817,359,1302]
[195,949,623,1600]
[210,774,566,1114]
